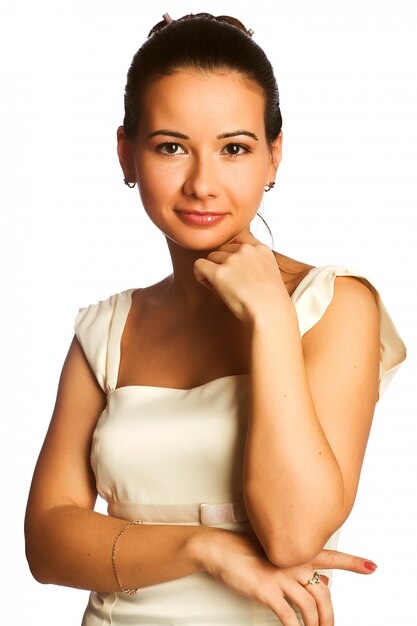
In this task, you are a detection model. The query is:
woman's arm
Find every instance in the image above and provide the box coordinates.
[25,503,218,591]
[24,334,220,592]
[243,276,381,567]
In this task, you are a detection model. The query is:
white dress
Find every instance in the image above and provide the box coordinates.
[74,264,407,626]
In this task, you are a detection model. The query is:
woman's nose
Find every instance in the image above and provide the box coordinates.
[183,153,220,199]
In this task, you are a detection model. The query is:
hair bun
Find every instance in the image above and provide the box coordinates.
[147,12,254,39]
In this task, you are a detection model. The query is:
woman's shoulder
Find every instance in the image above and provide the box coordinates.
[272,253,407,401]
[272,251,380,298]
[73,287,136,392]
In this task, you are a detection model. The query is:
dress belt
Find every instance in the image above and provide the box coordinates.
[107,501,249,525]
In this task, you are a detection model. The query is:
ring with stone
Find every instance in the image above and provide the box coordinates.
[305,571,322,586]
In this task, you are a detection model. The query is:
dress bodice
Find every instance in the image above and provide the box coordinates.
[74,264,407,626]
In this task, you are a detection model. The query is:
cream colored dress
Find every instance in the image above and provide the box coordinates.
[74,264,407,626]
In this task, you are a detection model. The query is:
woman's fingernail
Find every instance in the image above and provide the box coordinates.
[364,560,377,571]
[321,575,329,585]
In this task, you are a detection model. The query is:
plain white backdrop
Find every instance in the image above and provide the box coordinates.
[1,1,415,624]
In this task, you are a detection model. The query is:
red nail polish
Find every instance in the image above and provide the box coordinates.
[364,560,377,571]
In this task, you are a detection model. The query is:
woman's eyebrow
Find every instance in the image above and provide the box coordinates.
[147,129,259,141]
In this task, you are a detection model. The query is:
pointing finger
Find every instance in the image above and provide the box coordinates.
[312,549,378,575]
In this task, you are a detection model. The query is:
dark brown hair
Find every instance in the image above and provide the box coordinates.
[122,12,282,146]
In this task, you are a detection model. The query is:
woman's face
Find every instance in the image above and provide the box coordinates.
[118,69,282,251]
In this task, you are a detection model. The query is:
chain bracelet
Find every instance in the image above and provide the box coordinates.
[112,519,144,594]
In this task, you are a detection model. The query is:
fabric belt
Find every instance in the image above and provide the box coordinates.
[107,501,249,525]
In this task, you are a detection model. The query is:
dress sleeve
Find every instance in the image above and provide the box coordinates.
[74,293,120,393]
[292,265,407,402]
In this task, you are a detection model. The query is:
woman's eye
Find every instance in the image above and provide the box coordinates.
[222,143,250,157]
[156,143,186,157]
[156,142,250,158]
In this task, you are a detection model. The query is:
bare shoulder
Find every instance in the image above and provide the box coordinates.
[326,273,380,321]
[302,270,380,351]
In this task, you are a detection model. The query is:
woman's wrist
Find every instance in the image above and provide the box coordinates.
[246,298,298,334]
[186,527,233,574]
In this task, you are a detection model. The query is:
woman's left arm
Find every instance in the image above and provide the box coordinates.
[243,273,380,568]
[194,233,381,570]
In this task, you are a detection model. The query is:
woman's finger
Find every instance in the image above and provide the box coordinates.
[193,257,218,288]
[279,578,320,626]
[268,595,303,626]
[218,242,242,252]
[198,277,216,291]
[206,250,234,264]
[304,577,334,626]
[312,549,377,575]
[228,232,262,246]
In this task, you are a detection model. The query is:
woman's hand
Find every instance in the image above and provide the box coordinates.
[192,529,376,626]
[193,232,289,323]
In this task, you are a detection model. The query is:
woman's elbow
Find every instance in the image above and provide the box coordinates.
[266,533,332,568]
[25,541,50,584]
[24,517,53,584]
[265,512,346,568]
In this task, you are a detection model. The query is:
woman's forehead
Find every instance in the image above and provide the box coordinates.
[140,70,265,134]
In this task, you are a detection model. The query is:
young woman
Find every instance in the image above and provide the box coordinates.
[25,12,407,626]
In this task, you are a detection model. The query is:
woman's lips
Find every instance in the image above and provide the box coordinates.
[175,210,228,226]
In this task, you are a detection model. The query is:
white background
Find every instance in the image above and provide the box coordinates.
[1,1,415,624]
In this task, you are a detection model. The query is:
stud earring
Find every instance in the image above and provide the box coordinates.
[264,181,276,192]
[124,178,136,188]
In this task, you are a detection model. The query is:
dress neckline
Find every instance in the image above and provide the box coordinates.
[109,373,249,395]
[107,264,327,394]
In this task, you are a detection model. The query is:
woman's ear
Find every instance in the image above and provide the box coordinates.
[116,125,137,183]
[270,130,283,172]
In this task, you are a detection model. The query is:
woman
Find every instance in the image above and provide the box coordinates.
[24,12,407,626]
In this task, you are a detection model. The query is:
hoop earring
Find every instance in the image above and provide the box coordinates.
[124,178,136,188]
[264,181,276,192]
[255,211,274,248]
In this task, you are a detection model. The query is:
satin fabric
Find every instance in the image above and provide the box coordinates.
[74,264,407,626]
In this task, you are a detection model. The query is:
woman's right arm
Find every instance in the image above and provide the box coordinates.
[24,334,221,592]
